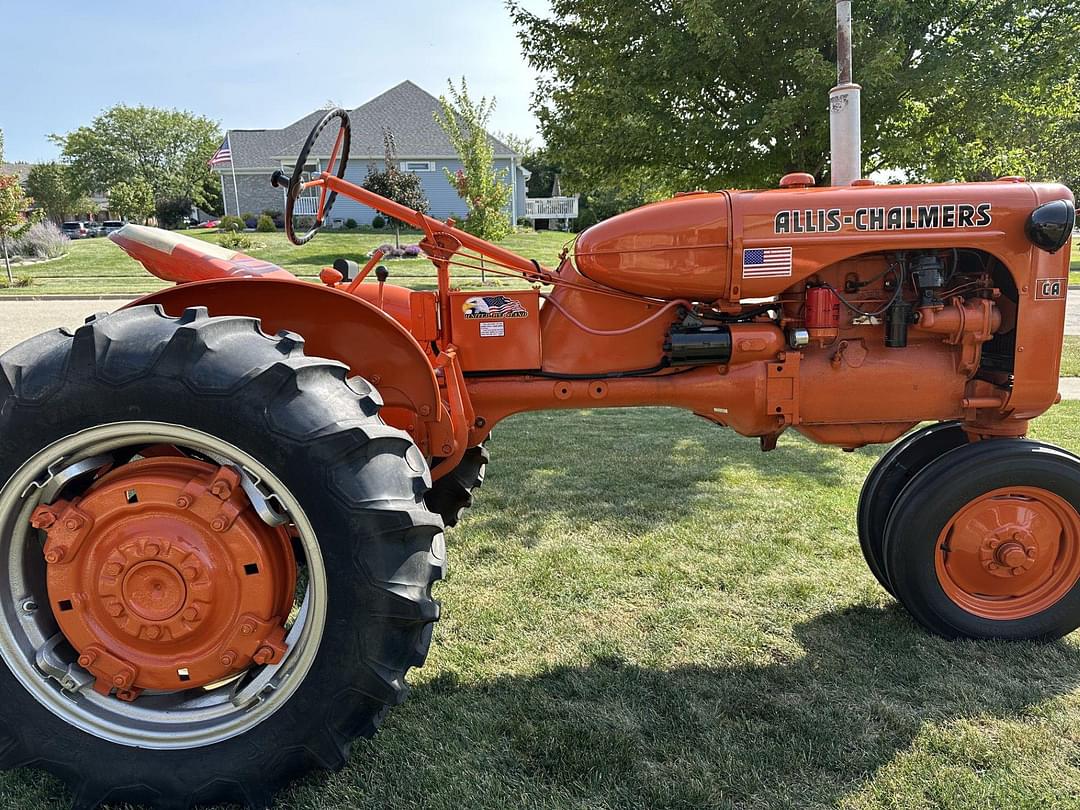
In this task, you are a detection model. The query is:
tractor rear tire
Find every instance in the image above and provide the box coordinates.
[857,421,969,595]
[425,441,490,527]
[0,305,445,808]
[884,439,1080,640]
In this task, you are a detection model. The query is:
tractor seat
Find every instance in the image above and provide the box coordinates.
[109,224,295,285]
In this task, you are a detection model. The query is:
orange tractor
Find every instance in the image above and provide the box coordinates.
[0,108,1075,806]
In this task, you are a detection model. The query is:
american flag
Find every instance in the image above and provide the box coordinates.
[207,137,232,167]
[743,246,793,278]
[478,296,526,316]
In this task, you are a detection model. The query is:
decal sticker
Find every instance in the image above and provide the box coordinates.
[462,295,528,319]
[479,321,506,337]
[1035,278,1067,300]
[743,246,793,278]
[774,203,993,235]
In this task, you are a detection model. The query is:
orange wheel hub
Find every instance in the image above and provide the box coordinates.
[935,486,1080,620]
[32,457,296,699]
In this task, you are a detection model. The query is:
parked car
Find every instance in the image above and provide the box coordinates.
[60,222,89,239]
[84,222,104,238]
[101,220,125,235]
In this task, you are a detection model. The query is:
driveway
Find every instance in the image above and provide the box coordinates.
[0,299,131,353]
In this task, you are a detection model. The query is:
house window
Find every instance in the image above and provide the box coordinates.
[400,160,435,173]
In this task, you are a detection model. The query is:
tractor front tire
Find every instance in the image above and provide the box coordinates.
[0,305,445,808]
[884,439,1080,640]
[857,421,970,595]
[426,441,490,527]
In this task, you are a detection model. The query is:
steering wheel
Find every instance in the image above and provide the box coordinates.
[271,108,351,245]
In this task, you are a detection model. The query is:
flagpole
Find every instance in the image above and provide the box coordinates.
[228,138,241,217]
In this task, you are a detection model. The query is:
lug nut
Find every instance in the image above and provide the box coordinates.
[106,603,124,617]
[182,606,199,622]
[220,650,237,667]
[183,566,198,580]
[44,547,65,564]
[176,494,191,508]
[240,622,255,636]
[144,543,160,557]
[78,652,96,668]
[210,517,227,532]
[105,562,122,577]
[253,646,275,665]
[29,507,57,529]
[63,516,82,531]
[145,626,161,640]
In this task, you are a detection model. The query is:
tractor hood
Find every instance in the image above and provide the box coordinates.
[573,179,1072,302]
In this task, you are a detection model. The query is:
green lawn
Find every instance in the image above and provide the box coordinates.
[5,404,1080,808]
[1063,336,1080,377]
[1071,242,1079,287]
[2,229,573,296]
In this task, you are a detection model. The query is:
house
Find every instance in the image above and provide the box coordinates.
[212,80,528,225]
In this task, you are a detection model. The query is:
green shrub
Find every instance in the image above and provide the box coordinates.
[154,197,193,230]
[219,216,244,232]
[255,214,276,232]
[345,218,358,229]
[219,231,254,251]
[371,214,386,229]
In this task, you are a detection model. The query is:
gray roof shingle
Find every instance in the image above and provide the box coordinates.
[220,81,515,171]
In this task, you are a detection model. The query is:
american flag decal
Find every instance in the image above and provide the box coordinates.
[743,246,793,278]
[462,295,529,319]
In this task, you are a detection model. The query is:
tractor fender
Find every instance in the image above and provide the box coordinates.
[129,278,442,425]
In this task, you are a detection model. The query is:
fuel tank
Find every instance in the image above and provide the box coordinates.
[574,191,732,301]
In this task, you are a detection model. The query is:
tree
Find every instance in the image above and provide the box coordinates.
[509,0,1080,190]
[52,105,222,210]
[435,79,512,240]
[0,176,37,285]
[26,163,83,224]
[107,179,155,224]
[361,129,430,248]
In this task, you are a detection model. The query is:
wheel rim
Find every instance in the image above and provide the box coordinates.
[0,422,327,749]
[935,486,1080,620]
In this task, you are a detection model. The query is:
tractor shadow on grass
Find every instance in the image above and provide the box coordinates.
[338,605,1080,810]
[463,407,868,548]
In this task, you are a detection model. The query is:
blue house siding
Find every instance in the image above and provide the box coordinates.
[304,157,521,227]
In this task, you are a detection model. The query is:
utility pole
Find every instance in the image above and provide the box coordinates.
[829,0,862,185]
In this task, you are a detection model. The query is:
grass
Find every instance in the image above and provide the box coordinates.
[1071,242,1080,287]
[5,404,1080,808]
[1,229,574,297]
[1062,336,1080,377]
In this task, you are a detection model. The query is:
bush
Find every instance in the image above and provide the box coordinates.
[345,218,358,230]
[261,209,285,228]
[255,214,276,232]
[0,274,33,289]
[371,214,386,229]
[14,221,69,259]
[219,231,254,251]
[219,216,245,232]
[294,215,316,232]
[154,197,193,230]
[370,243,424,260]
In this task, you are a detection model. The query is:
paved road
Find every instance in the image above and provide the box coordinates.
[0,297,1078,399]
[0,299,131,353]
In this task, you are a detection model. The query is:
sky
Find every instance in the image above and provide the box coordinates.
[0,0,550,163]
